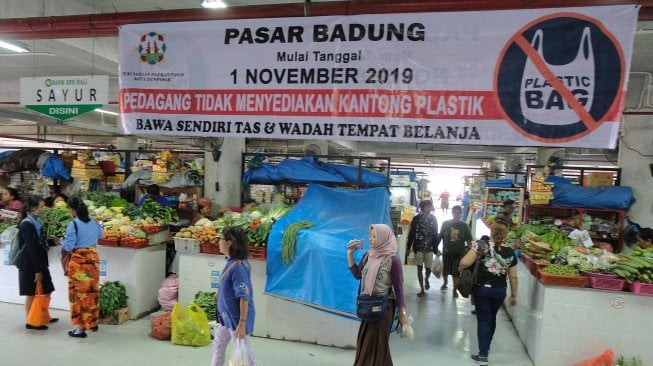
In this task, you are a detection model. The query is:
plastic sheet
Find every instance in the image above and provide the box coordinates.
[264,184,392,316]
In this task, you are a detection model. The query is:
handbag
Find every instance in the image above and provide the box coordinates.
[27,282,52,326]
[61,221,77,276]
[458,257,480,298]
[355,253,389,321]
[356,292,388,321]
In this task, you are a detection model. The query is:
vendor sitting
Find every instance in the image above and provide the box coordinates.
[0,187,23,211]
[136,184,171,208]
[218,198,258,215]
[637,228,653,249]
[192,197,214,224]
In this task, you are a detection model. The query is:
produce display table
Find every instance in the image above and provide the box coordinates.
[0,244,166,320]
[177,251,358,348]
[505,260,651,366]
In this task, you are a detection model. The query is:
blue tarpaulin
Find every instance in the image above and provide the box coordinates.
[264,184,392,317]
[546,176,634,210]
[243,157,387,186]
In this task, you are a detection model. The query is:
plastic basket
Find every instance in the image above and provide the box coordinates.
[249,247,267,260]
[581,271,619,279]
[588,276,625,291]
[200,243,221,255]
[120,237,149,249]
[631,282,653,297]
[538,269,587,288]
[174,237,200,253]
[98,238,119,247]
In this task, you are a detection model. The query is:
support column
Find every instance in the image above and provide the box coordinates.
[203,137,245,210]
[618,116,653,224]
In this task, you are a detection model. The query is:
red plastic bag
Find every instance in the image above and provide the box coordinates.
[27,283,51,326]
[572,349,614,366]
[150,311,172,340]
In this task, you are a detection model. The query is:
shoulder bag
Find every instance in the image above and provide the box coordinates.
[458,255,480,298]
[355,253,389,322]
[61,221,77,276]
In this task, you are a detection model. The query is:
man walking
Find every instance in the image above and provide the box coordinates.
[439,205,473,297]
[406,200,439,297]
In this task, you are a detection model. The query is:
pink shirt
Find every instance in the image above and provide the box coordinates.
[4,200,23,211]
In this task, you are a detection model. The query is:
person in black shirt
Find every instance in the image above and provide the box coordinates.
[406,200,439,297]
[459,222,518,366]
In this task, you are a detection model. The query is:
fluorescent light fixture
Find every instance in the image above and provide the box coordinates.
[202,0,227,8]
[95,108,119,116]
[0,40,28,53]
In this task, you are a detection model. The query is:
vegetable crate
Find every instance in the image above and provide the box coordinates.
[174,237,200,253]
[249,246,267,260]
[100,307,129,325]
[200,243,221,255]
[538,269,587,288]
[98,238,119,247]
[631,282,653,297]
[120,237,149,249]
[588,276,625,291]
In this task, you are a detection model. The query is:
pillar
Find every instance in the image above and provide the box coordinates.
[203,137,245,210]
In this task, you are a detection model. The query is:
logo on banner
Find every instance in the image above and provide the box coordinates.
[495,13,625,142]
[138,32,167,65]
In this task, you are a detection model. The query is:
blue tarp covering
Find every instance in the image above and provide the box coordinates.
[264,184,392,317]
[546,176,634,210]
[243,157,387,186]
[42,157,71,181]
[0,150,16,160]
[484,179,514,188]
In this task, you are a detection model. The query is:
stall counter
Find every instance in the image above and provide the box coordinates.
[177,252,358,348]
[1,244,166,320]
[505,261,652,366]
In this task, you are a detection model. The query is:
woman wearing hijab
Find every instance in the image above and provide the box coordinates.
[347,224,408,366]
[16,195,56,330]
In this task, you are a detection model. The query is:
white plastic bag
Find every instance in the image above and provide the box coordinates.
[228,339,249,366]
[397,315,415,340]
[431,255,443,278]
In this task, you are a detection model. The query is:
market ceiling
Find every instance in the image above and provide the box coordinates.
[0,0,651,168]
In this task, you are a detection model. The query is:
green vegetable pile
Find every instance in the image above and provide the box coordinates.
[137,199,177,224]
[541,264,580,277]
[99,281,129,318]
[539,229,575,257]
[281,221,315,265]
[191,291,216,321]
[0,223,10,235]
[39,207,73,238]
[616,355,643,366]
[613,247,653,283]
[84,191,118,208]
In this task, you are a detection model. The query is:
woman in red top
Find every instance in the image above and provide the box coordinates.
[1,187,24,211]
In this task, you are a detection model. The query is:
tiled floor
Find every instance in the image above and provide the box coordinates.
[0,263,533,366]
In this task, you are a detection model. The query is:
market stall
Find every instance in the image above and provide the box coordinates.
[506,259,651,366]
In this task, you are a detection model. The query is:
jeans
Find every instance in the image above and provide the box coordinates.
[474,285,507,357]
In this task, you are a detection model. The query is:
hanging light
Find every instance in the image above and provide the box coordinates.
[0,40,28,53]
[201,0,227,8]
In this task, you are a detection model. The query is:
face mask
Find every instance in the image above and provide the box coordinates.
[520,27,594,126]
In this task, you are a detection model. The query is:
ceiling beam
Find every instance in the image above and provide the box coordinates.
[1,0,651,40]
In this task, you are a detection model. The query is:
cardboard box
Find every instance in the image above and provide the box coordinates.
[584,172,615,188]
[100,307,129,325]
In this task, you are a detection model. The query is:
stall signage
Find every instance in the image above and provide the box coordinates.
[118,6,637,148]
[20,75,109,120]
[99,259,107,277]
[211,270,220,288]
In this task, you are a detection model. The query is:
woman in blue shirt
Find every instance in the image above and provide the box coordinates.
[61,197,103,338]
[211,226,258,366]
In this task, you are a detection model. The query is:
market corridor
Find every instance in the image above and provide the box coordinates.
[0,265,533,366]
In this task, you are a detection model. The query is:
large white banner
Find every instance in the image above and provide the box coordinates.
[119,6,638,148]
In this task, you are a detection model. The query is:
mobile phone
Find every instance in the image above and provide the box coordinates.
[347,239,365,250]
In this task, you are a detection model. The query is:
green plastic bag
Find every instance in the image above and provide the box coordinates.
[171,302,211,347]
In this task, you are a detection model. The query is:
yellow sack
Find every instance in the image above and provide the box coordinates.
[171,302,211,347]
